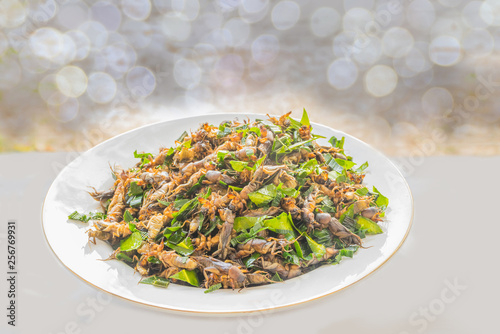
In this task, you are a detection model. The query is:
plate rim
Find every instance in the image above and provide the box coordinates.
[41,112,414,314]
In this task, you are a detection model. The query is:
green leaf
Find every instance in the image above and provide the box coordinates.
[229,185,243,192]
[140,275,170,288]
[158,199,171,207]
[217,150,234,163]
[230,160,250,172]
[260,120,282,134]
[163,226,186,244]
[123,210,134,223]
[127,195,143,208]
[185,174,206,196]
[331,246,359,265]
[172,198,198,224]
[177,131,188,142]
[328,136,345,149]
[243,253,261,268]
[120,232,143,251]
[271,272,283,282]
[324,153,344,173]
[355,187,369,196]
[170,269,199,287]
[356,216,383,234]
[128,181,143,196]
[116,252,133,263]
[335,158,355,170]
[204,283,222,293]
[300,108,310,126]
[372,186,389,210]
[147,256,161,264]
[281,187,299,198]
[133,150,153,167]
[248,184,277,206]
[67,211,106,223]
[166,237,194,256]
[263,212,295,240]
[354,161,369,173]
[305,234,326,260]
[128,222,138,232]
[234,216,269,232]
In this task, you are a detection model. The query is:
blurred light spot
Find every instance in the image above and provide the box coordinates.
[0,32,8,56]
[332,31,356,58]
[402,68,433,89]
[327,58,358,90]
[382,27,414,58]
[121,20,153,49]
[218,0,239,12]
[249,60,276,83]
[352,36,381,66]
[193,43,219,69]
[66,30,91,61]
[18,45,51,74]
[57,2,89,29]
[242,0,269,14]
[39,74,68,106]
[79,21,109,48]
[56,66,88,98]
[48,98,79,123]
[310,7,340,38]
[239,0,269,23]
[51,34,76,65]
[87,72,117,104]
[480,0,500,26]
[214,54,244,87]
[405,47,429,73]
[162,13,191,42]
[224,18,250,47]
[343,7,373,33]
[462,1,489,29]
[29,28,64,60]
[406,0,435,32]
[463,29,494,55]
[174,58,202,90]
[205,28,232,49]
[271,1,300,31]
[393,56,417,78]
[172,0,200,21]
[422,87,454,117]
[364,65,398,97]
[102,44,135,77]
[0,59,22,89]
[29,0,57,23]
[0,0,26,28]
[429,35,462,66]
[430,17,463,39]
[122,0,151,21]
[126,66,156,99]
[438,0,462,7]
[90,1,122,31]
[251,34,279,65]
[343,0,374,11]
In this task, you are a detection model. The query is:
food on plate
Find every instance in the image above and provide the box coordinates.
[68,110,389,292]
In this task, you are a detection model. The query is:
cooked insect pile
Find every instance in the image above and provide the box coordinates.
[68,110,389,292]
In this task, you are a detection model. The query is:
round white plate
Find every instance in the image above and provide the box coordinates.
[42,113,413,314]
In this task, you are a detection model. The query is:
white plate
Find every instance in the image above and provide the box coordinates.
[42,113,413,314]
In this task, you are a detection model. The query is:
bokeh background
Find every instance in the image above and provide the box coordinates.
[1,0,499,155]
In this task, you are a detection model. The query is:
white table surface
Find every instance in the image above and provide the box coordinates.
[0,152,498,334]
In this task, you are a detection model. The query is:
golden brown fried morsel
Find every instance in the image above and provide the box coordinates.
[213,209,236,259]
[88,221,131,244]
[235,238,290,258]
